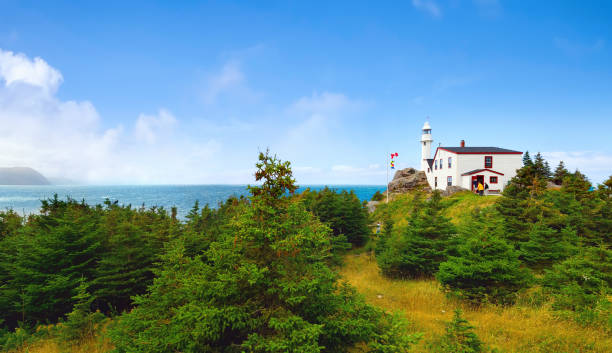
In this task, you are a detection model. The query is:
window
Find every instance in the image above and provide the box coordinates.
[435,160,438,169]
[435,177,438,188]
[448,157,452,168]
[423,142,426,146]
[484,156,493,168]
[447,176,452,186]
[427,168,430,173]
[439,158,443,169]
[490,176,498,184]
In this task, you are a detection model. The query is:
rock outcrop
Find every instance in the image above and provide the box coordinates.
[387,168,430,193]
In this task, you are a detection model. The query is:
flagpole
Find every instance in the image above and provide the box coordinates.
[386,153,389,204]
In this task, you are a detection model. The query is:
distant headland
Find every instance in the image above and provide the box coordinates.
[0,167,50,185]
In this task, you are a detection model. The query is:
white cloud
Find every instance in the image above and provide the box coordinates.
[203,60,245,104]
[134,109,177,144]
[0,49,63,93]
[0,49,221,184]
[412,0,441,18]
[542,151,612,184]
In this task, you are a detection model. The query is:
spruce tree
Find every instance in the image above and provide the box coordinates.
[552,161,569,185]
[519,222,577,269]
[522,151,533,167]
[377,191,455,278]
[533,153,551,180]
[437,233,532,305]
[431,309,483,353]
[542,246,612,326]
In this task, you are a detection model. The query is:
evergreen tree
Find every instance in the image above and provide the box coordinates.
[58,279,105,344]
[594,176,612,245]
[0,198,102,328]
[108,151,419,353]
[437,233,532,305]
[377,191,455,278]
[552,161,569,185]
[533,152,551,180]
[542,246,612,326]
[522,151,533,167]
[519,223,577,269]
[300,187,370,247]
[430,309,484,353]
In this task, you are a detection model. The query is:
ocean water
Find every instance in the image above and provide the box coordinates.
[0,185,385,219]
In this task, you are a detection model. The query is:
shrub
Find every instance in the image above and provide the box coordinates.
[542,246,612,328]
[371,190,385,202]
[437,234,532,305]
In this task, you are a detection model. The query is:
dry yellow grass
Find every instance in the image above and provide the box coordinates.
[9,335,112,353]
[340,253,612,353]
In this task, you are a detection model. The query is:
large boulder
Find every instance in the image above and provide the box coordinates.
[387,168,430,194]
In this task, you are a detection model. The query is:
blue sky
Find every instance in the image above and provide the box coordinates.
[0,0,610,184]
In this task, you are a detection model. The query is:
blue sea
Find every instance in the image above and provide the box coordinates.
[0,185,385,219]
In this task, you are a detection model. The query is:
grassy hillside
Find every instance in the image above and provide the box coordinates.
[372,190,498,228]
[355,190,612,352]
[341,253,612,353]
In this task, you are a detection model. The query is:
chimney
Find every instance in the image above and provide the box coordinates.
[460,140,465,147]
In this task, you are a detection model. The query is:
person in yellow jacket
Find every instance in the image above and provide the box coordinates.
[477,182,484,196]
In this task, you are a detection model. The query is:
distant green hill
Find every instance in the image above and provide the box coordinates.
[0,167,50,185]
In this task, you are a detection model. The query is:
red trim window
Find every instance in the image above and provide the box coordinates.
[439,158,443,169]
[448,157,452,168]
[435,160,438,170]
[447,176,452,186]
[484,156,493,169]
[490,176,498,184]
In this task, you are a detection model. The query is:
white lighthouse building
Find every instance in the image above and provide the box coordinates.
[420,121,523,193]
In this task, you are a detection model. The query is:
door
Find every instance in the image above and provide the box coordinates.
[471,175,485,190]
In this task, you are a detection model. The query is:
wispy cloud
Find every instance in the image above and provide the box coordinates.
[202,60,245,104]
[412,0,441,18]
[554,37,605,56]
[542,151,612,184]
[473,0,501,18]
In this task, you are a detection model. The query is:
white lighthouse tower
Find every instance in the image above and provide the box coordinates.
[420,121,433,171]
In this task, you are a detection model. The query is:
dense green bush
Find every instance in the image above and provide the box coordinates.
[108,151,419,353]
[377,192,456,278]
[300,187,371,247]
[541,246,612,328]
[371,190,385,202]
[437,234,532,305]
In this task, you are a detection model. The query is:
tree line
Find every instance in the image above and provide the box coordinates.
[0,151,412,352]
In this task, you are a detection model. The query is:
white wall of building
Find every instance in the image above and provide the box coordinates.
[425,149,523,192]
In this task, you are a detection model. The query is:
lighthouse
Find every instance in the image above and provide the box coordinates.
[420,121,433,171]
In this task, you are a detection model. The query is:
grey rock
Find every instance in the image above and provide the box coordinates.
[387,168,430,194]
[442,185,468,196]
[366,200,380,213]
